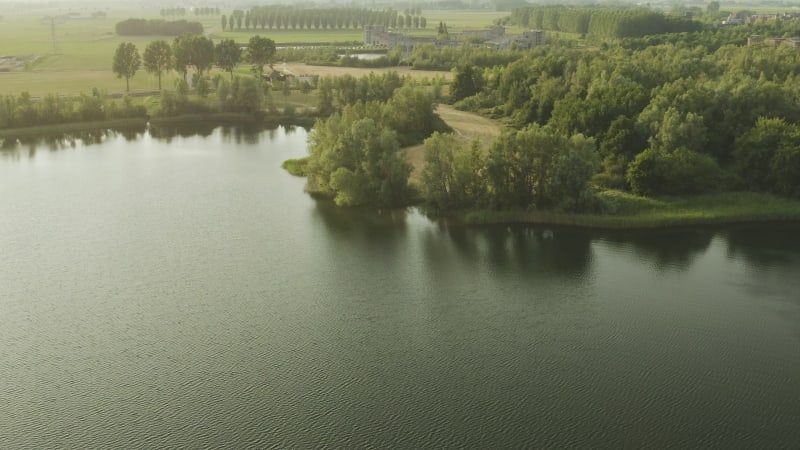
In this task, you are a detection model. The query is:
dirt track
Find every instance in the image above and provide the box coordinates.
[406,104,503,183]
[280,62,453,81]
[435,105,501,144]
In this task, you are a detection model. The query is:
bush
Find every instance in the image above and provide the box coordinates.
[627,147,721,196]
[770,146,800,198]
[282,157,309,176]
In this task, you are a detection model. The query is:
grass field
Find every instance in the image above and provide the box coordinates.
[0,7,503,97]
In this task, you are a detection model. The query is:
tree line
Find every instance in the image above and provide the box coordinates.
[220,7,427,32]
[112,35,276,91]
[0,90,146,130]
[511,6,700,38]
[116,19,203,36]
[422,126,598,212]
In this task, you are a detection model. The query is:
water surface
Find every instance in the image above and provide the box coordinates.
[1,126,799,448]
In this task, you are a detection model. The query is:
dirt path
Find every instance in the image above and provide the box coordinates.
[280,62,452,81]
[406,104,503,184]
[435,104,502,145]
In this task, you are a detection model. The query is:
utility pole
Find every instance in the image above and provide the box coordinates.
[51,17,58,54]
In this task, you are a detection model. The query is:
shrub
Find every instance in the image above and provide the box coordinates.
[627,147,721,196]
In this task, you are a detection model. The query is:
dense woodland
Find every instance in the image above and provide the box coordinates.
[430,17,800,209]
[302,16,800,211]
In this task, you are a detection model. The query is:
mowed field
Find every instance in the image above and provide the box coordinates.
[0,7,500,97]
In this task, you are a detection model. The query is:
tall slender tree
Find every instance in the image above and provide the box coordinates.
[215,39,241,79]
[143,40,173,90]
[172,34,192,81]
[112,42,141,91]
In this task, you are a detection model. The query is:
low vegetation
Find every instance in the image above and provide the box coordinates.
[282,158,310,177]
[0,90,147,130]
[455,191,800,228]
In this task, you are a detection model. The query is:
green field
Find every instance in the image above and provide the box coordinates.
[0,7,506,97]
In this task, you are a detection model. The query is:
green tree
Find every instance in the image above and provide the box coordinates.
[770,144,800,198]
[247,35,276,79]
[230,76,264,114]
[173,34,214,79]
[307,104,411,207]
[190,35,215,77]
[215,39,241,79]
[172,34,192,80]
[143,40,173,90]
[627,147,721,196]
[650,108,707,154]
[734,117,800,197]
[422,132,459,209]
[486,124,562,209]
[551,134,599,211]
[421,133,487,210]
[385,85,444,146]
[112,42,141,92]
[451,65,484,102]
[437,21,449,40]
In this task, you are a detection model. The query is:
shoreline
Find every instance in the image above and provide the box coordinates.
[445,209,800,230]
[0,118,148,139]
[434,191,800,230]
[0,113,317,142]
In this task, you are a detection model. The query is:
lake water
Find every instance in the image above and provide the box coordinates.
[2,126,799,448]
[340,53,387,60]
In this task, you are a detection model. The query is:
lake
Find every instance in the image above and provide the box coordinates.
[1,126,799,448]
[340,53,387,60]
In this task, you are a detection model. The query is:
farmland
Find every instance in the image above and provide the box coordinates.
[0,6,496,97]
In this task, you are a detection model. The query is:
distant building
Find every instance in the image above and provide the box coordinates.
[489,30,546,50]
[460,25,506,41]
[721,18,744,25]
[364,25,411,50]
[749,35,800,48]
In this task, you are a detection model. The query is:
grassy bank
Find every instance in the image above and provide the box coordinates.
[282,157,310,176]
[0,113,314,144]
[0,118,147,139]
[149,113,258,125]
[452,191,800,229]
[150,112,315,128]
